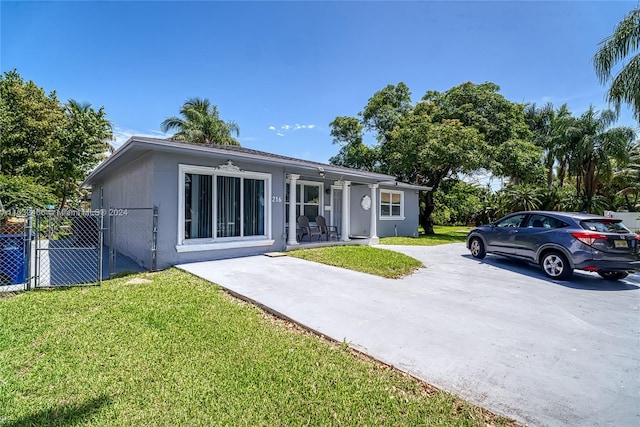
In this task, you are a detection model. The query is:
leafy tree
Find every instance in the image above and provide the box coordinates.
[328,116,380,170]
[361,82,412,144]
[422,82,535,185]
[432,179,486,225]
[0,70,113,208]
[161,97,240,145]
[385,113,484,234]
[492,139,545,185]
[329,81,538,233]
[0,69,65,178]
[422,82,531,147]
[0,175,56,210]
[54,99,113,207]
[593,7,640,122]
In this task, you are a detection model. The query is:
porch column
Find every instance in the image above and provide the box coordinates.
[340,181,351,241]
[287,174,300,245]
[368,183,378,242]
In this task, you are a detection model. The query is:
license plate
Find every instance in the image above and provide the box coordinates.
[614,239,629,248]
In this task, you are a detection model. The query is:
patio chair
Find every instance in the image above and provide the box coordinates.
[297,216,322,241]
[315,215,339,241]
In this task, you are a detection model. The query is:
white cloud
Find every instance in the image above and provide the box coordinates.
[276,132,284,137]
[112,127,166,149]
[268,126,276,131]
[275,123,317,134]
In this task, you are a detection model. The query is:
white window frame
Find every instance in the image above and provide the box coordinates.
[285,179,324,221]
[379,189,405,220]
[176,164,273,252]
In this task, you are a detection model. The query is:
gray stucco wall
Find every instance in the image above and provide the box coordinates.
[348,184,420,238]
[377,186,421,237]
[91,153,155,268]
[91,151,422,270]
[151,152,288,269]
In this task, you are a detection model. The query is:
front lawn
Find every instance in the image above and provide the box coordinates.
[0,270,514,426]
[288,245,423,278]
[380,225,471,246]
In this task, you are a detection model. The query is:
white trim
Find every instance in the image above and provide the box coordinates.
[178,163,272,248]
[379,189,404,219]
[379,216,406,221]
[175,239,275,253]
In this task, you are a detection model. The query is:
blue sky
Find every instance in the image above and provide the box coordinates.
[2,1,638,164]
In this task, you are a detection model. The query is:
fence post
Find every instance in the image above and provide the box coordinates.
[25,208,33,291]
[109,209,116,279]
[152,206,158,271]
[34,211,40,288]
[98,209,104,285]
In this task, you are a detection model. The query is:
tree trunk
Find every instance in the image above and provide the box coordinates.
[546,160,554,190]
[420,190,435,235]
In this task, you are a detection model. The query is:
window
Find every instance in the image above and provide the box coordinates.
[286,181,322,222]
[380,190,404,219]
[581,220,630,233]
[525,214,568,229]
[185,173,213,239]
[495,214,527,228]
[178,164,271,249]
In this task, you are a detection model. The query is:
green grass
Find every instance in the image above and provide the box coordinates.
[288,246,423,278]
[0,270,514,426]
[380,225,472,246]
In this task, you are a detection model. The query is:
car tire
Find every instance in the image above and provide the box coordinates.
[469,237,486,259]
[540,251,573,280]
[597,271,629,281]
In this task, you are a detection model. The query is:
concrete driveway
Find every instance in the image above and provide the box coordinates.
[178,243,640,427]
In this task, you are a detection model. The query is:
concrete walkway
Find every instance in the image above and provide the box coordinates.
[178,243,640,427]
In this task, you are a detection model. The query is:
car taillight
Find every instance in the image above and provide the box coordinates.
[571,231,608,246]
[634,235,640,241]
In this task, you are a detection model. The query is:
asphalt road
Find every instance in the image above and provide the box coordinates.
[178,243,640,426]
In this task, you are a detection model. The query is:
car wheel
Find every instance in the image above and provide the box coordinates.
[597,271,628,281]
[469,237,486,259]
[540,251,573,280]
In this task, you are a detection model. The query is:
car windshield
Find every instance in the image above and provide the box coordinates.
[580,220,631,233]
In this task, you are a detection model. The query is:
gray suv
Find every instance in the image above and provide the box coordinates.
[466,211,640,280]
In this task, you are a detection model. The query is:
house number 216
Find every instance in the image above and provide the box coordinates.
[271,196,282,203]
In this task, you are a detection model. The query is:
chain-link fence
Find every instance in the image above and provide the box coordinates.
[0,207,157,291]
[34,210,103,288]
[108,207,157,276]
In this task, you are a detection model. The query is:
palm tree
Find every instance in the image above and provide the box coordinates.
[567,106,635,211]
[161,98,240,146]
[524,102,576,189]
[593,7,640,122]
[614,140,640,209]
[502,185,542,212]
